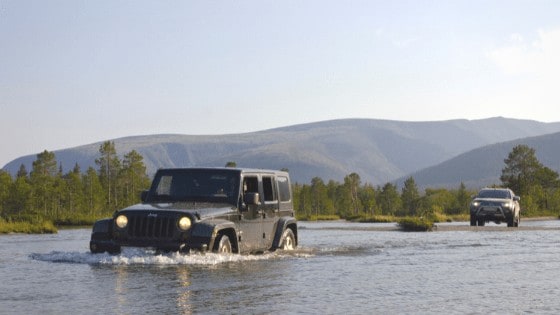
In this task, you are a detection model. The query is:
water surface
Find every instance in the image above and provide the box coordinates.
[2,220,560,314]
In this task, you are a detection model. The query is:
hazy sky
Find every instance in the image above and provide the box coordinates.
[1,1,560,167]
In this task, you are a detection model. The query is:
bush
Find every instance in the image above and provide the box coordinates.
[397,217,434,232]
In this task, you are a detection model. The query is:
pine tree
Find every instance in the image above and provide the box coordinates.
[401,177,420,216]
[0,170,13,217]
[121,150,150,206]
[83,167,105,217]
[30,150,58,216]
[378,182,401,216]
[95,141,121,209]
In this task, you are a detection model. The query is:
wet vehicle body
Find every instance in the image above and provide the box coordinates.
[90,167,297,254]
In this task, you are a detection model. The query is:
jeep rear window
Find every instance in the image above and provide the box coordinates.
[263,176,276,202]
[148,169,240,204]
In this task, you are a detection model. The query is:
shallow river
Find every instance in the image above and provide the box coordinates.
[2,220,560,314]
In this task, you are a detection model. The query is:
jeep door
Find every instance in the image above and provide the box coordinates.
[261,175,279,249]
[239,175,264,252]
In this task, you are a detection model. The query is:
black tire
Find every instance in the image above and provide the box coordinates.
[107,246,121,255]
[90,243,104,254]
[280,229,296,250]
[470,215,476,226]
[213,234,232,254]
[507,216,514,227]
[477,219,485,226]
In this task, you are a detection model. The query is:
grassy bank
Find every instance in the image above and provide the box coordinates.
[0,213,110,234]
[297,214,342,221]
[0,218,58,234]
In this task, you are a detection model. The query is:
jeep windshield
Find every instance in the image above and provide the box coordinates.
[146,169,240,204]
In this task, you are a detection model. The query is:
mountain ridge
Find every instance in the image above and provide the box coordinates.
[4,117,560,185]
[397,131,560,189]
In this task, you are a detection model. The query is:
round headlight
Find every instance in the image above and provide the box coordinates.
[115,215,128,229]
[178,217,192,231]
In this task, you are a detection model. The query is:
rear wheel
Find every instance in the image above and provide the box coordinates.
[213,234,232,254]
[280,229,296,250]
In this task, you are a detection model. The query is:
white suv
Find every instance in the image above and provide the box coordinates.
[470,188,520,227]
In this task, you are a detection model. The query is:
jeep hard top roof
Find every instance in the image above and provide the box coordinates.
[155,167,289,176]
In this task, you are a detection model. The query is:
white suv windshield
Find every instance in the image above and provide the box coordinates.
[477,189,511,199]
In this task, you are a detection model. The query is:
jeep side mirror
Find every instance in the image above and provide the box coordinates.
[244,192,260,206]
[141,190,149,202]
[514,196,520,201]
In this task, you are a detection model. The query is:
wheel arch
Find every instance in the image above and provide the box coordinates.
[193,220,239,253]
[272,217,298,250]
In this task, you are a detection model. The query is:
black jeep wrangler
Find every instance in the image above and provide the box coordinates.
[90,167,297,254]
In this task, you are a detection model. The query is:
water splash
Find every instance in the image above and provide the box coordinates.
[30,247,313,266]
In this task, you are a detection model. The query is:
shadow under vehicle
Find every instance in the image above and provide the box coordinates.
[90,167,297,254]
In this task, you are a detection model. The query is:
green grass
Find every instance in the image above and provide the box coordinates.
[297,214,341,221]
[0,219,58,234]
[349,214,397,223]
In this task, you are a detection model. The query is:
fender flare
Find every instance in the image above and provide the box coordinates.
[191,219,239,252]
[91,218,113,240]
[272,217,298,249]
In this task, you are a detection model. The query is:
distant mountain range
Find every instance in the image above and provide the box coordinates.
[4,117,560,187]
[397,131,560,189]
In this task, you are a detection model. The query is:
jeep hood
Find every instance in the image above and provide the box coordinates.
[118,202,236,218]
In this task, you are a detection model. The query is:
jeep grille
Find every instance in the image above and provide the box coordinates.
[126,214,175,239]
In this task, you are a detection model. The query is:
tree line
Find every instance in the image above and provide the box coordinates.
[0,141,150,225]
[292,174,473,220]
[293,144,560,220]
[1,143,559,227]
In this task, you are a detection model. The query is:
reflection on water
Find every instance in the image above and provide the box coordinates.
[176,266,192,315]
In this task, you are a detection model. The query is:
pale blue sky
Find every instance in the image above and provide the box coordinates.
[1,1,560,167]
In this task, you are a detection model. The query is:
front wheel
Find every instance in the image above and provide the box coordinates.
[280,229,296,250]
[213,234,232,254]
[90,242,121,255]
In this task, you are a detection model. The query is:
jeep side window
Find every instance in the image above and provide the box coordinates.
[243,176,259,194]
[277,176,291,202]
[262,176,277,202]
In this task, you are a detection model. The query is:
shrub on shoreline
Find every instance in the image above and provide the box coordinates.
[397,217,434,232]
